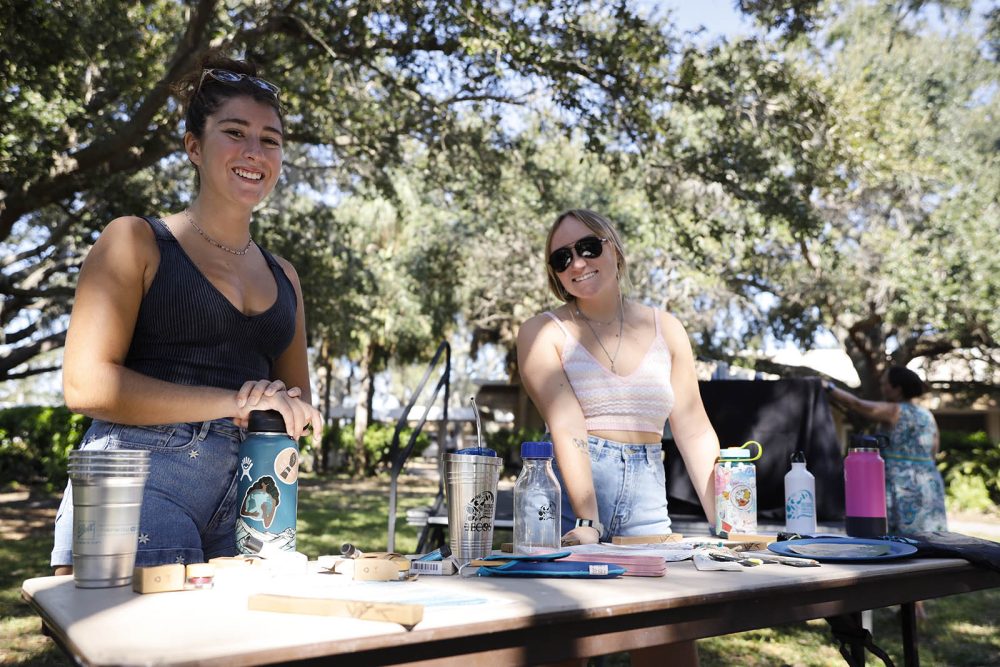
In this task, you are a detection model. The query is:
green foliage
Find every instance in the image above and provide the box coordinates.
[485,427,548,474]
[939,431,1000,513]
[3,0,996,417]
[320,421,431,477]
[0,406,90,491]
[0,0,686,382]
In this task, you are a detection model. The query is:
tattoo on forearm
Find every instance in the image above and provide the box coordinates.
[573,437,589,454]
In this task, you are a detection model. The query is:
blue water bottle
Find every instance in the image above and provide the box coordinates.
[235,410,299,555]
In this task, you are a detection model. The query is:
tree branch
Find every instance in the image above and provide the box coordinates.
[4,365,63,381]
[0,0,217,241]
[0,330,67,380]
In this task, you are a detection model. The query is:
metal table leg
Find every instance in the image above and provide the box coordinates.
[900,602,919,667]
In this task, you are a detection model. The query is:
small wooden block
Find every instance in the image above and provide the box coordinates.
[353,558,403,581]
[360,553,411,572]
[723,534,777,551]
[611,534,683,545]
[133,564,185,594]
[248,594,424,628]
[208,556,254,569]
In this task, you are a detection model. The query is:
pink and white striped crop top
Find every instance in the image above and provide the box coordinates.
[544,310,675,436]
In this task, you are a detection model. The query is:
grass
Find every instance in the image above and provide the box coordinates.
[2,471,999,666]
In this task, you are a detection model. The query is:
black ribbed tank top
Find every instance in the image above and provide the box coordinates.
[123,216,297,390]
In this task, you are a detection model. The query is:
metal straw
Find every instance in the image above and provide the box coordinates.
[469,396,483,450]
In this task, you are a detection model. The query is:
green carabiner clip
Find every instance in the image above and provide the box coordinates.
[740,440,763,462]
[718,440,764,462]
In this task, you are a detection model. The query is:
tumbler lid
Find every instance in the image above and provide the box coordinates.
[521,441,553,459]
[248,409,287,433]
[455,446,497,457]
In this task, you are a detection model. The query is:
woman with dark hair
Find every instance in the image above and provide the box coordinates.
[51,53,322,571]
[826,367,948,535]
[518,209,720,666]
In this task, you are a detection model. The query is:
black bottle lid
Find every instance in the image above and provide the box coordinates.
[248,409,287,433]
[849,434,881,448]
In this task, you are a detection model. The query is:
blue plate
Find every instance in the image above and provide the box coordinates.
[768,537,918,562]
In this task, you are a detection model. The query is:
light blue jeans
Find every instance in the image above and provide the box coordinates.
[552,435,671,540]
[52,419,243,567]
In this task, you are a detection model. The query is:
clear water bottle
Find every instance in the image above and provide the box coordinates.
[784,451,817,534]
[513,441,561,554]
[714,440,763,536]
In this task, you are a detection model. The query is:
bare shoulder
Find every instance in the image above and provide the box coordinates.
[88,216,157,263]
[518,309,564,344]
[98,215,156,244]
[652,308,688,339]
[271,253,302,288]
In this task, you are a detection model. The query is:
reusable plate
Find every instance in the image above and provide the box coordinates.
[768,538,917,562]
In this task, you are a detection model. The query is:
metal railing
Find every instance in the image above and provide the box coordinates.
[385,340,450,553]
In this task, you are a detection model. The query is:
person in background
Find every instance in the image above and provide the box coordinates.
[517,209,720,666]
[826,367,947,535]
[826,366,947,619]
[51,53,322,572]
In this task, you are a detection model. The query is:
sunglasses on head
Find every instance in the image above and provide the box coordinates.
[548,235,609,273]
[197,68,281,99]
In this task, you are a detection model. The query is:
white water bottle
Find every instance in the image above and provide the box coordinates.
[784,451,817,534]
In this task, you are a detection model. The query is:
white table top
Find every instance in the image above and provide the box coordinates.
[21,557,995,666]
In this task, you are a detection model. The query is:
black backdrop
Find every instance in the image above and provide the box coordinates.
[664,378,845,521]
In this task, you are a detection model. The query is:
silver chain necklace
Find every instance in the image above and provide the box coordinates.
[184,209,253,256]
[576,300,624,373]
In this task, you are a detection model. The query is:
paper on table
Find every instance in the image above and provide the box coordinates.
[256,578,503,608]
[692,553,743,571]
[560,552,666,577]
[565,543,697,562]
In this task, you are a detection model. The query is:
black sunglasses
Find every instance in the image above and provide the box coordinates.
[197,68,281,98]
[548,236,609,273]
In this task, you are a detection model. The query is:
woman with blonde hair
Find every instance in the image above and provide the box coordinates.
[517,209,720,665]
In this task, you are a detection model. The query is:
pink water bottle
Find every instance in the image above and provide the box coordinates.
[843,435,887,537]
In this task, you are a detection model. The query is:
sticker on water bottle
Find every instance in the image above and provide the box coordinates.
[786,489,815,519]
[240,476,281,530]
[274,447,299,484]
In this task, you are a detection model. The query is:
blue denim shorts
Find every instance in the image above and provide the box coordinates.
[553,435,671,540]
[52,419,243,568]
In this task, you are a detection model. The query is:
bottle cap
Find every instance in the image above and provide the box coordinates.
[520,441,553,459]
[719,447,752,460]
[248,410,286,433]
[849,434,881,449]
[718,440,763,462]
[791,451,807,464]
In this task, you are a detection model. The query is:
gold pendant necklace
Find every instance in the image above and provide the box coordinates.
[576,302,624,373]
[184,209,253,256]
